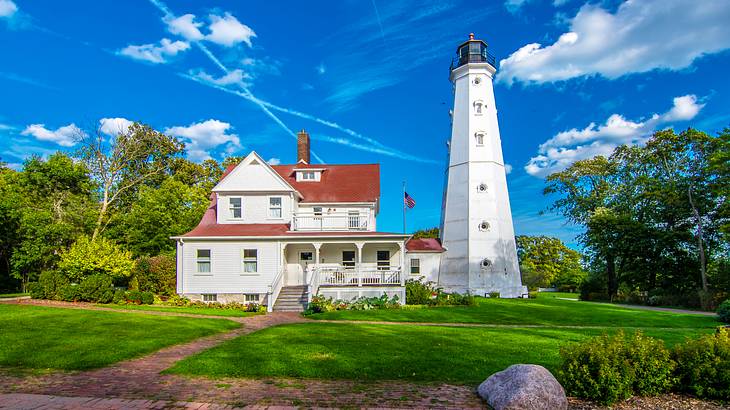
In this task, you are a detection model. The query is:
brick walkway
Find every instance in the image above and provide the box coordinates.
[0,303,484,409]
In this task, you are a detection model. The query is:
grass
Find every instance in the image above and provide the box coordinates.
[97,303,262,317]
[307,293,720,328]
[167,322,714,385]
[0,292,29,298]
[168,292,721,384]
[0,304,240,371]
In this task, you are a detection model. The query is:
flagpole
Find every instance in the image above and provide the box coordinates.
[402,180,406,234]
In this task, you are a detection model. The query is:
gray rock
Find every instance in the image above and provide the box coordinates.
[477,364,567,410]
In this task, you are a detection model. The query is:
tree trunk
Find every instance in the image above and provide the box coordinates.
[92,191,109,240]
[687,187,708,293]
[606,253,617,301]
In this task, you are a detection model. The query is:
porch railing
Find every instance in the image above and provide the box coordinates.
[314,265,402,287]
[307,267,322,303]
[292,212,369,231]
[267,265,286,312]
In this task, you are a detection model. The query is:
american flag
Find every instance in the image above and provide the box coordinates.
[404,192,416,208]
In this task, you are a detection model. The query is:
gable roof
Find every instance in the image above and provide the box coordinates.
[272,163,380,203]
[406,238,445,252]
[218,162,380,204]
[213,151,300,196]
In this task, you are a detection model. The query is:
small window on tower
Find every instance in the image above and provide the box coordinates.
[479,221,491,232]
[473,76,482,85]
[473,100,484,115]
[478,183,488,192]
[475,132,485,146]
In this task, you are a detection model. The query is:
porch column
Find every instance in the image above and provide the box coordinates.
[313,242,322,268]
[398,241,406,286]
[355,242,364,287]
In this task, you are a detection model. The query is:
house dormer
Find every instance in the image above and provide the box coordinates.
[295,168,323,182]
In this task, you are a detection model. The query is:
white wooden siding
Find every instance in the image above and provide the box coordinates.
[216,193,294,224]
[406,252,442,283]
[179,240,281,294]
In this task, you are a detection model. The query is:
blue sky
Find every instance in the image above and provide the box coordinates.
[1,0,730,246]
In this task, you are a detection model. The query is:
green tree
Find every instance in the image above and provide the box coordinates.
[516,235,586,290]
[412,227,440,239]
[120,178,209,256]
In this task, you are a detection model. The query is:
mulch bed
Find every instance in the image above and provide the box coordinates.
[569,394,729,410]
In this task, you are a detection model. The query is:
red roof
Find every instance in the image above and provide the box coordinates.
[220,162,380,204]
[272,164,379,204]
[406,238,445,252]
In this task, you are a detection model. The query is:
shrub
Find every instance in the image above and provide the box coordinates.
[488,292,500,299]
[56,284,81,302]
[58,236,135,282]
[306,295,335,314]
[717,300,730,323]
[528,291,538,299]
[125,290,142,304]
[140,291,154,305]
[29,270,68,300]
[113,289,126,304]
[672,328,730,400]
[559,331,675,405]
[405,277,436,304]
[132,254,176,296]
[77,274,114,303]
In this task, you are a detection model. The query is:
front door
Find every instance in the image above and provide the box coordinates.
[287,251,312,286]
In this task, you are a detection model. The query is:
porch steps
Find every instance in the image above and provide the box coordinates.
[273,285,308,312]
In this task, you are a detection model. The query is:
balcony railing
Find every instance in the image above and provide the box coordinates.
[292,212,369,231]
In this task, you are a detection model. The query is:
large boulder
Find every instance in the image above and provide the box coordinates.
[477,364,567,410]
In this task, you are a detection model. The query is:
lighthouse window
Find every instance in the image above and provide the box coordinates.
[475,132,485,146]
[478,183,488,192]
[481,258,492,269]
[473,77,482,85]
[479,221,491,232]
[474,100,484,115]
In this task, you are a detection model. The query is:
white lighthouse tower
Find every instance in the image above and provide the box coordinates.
[439,34,526,298]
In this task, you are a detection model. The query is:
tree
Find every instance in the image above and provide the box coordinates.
[75,122,184,239]
[516,235,586,290]
[412,227,440,239]
[120,178,209,256]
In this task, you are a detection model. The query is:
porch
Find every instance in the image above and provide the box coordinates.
[268,239,407,311]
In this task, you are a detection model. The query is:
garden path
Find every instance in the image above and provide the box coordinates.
[0,304,485,409]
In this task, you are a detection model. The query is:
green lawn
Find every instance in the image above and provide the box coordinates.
[97,303,262,317]
[308,293,720,328]
[0,304,240,371]
[167,322,713,385]
[0,292,29,298]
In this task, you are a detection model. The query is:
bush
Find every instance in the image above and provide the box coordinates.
[405,277,436,304]
[488,292,500,299]
[29,270,68,300]
[125,290,142,304]
[140,291,154,305]
[77,274,114,303]
[716,300,730,323]
[304,294,401,315]
[672,328,730,400]
[113,289,126,304]
[559,331,675,405]
[58,236,134,282]
[528,291,538,299]
[56,284,81,302]
[132,254,176,296]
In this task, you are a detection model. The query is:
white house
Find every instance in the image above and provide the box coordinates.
[173,131,411,311]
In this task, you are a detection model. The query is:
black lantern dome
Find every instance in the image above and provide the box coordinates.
[451,33,495,70]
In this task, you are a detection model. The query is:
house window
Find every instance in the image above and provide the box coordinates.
[348,210,360,229]
[300,251,313,266]
[301,171,316,180]
[243,249,258,273]
[342,251,355,270]
[269,197,282,218]
[243,293,258,303]
[196,249,211,273]
[410,258,420,275]
[313,207,323,218]
[377,250,390,271]
[475,132,485,146]
[202,293,217,302]
[229,197,242,219]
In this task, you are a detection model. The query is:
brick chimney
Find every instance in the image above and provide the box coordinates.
[297,129,310,164]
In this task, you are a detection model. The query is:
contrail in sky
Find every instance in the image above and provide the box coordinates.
[147,0,325,163]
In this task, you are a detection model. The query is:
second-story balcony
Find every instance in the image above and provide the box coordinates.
[292,211,370,231]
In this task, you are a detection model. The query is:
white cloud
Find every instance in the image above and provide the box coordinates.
[206,12,256,47]
[21,123,83,147]
[267,157,281,165]
[504,164,513,174]
[99,117,133,136]
[504,0,530,13]
[499,0,730,86]
[118,38,189,64]
[525,94,705,178]
[0,0,17,17]
[188,68,250,88]
[165,13,204,41]
[316,63,326,75]
[165,119,240,162]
